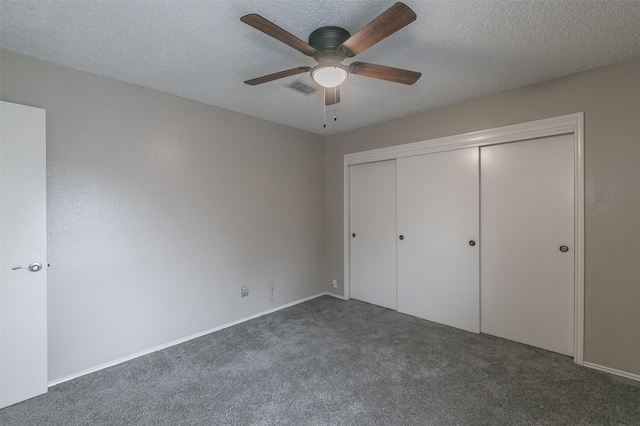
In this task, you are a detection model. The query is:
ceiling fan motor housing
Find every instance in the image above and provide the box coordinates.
[309,26,351,62]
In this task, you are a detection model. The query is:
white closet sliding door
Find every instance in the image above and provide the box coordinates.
[350,160,397,310]
[480,135,575,356]
[397,148,480,332]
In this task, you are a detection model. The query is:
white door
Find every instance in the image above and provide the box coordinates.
[350,160,397,310]
[480,134,574,356]
[397,148,480,332]
[0,101,48,408]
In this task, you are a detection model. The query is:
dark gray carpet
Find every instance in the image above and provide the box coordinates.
[1,296,639,425]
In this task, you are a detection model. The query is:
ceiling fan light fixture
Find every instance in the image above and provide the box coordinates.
[311,65,348,88]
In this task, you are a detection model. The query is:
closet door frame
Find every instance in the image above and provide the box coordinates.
[343,112,584,365]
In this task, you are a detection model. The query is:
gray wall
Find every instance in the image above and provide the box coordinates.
[324,57,640,376]
[2,48,638,382]
[1,50,325,382]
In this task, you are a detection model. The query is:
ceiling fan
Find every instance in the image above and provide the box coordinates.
[240,2,422,106]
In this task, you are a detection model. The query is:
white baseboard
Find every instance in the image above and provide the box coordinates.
[583,361,640,382]
[50,292,640,388]
[325,291,347,300]
[48,292,327,387]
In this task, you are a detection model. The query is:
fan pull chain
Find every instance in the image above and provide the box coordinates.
[323,87,326,128]
[334,102,337,122]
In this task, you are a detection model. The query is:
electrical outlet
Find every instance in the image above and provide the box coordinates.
[332,279,338,288]
[241,285,249,297]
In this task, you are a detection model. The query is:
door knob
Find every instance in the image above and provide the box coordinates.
[399,235,404,240]
[559,245,569,253]
[12,262,43,272]
[469,240,476,246]
[352,233,356,238]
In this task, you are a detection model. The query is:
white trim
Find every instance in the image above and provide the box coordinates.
[583,362,640,382]
[45,287,639,387]
[344,114,578,166]
[48,292,327,387]
[573,113,585,365]
[325,291,347,300]
[343,113,585,365]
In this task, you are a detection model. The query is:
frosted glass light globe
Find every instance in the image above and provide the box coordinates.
[312,66,348,88]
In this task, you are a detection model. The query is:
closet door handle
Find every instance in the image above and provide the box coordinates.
[559,245,569,252]
[469,240,476,247]
[352,233,356,238]
[399,235,404,240]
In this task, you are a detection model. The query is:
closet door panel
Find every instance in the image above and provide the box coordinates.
[480,134,574,356]
[350,160,397,310]
[397,148,480,332]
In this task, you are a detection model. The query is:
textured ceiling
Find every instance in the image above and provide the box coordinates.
[1,0,639,135]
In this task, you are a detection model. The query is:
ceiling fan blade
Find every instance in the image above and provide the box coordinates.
[349,62,421,85]
[325,87,341,105]
[244,67,311,86]
[338,2,416,57]
[241,14,317,56]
